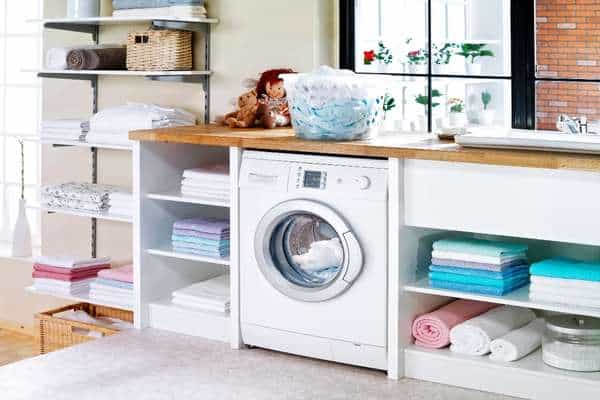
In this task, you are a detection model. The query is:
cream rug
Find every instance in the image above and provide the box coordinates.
[0,329,511,400]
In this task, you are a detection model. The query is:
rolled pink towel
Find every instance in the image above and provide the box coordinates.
[412,299,499,349]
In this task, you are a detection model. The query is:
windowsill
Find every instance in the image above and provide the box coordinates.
[0,242,40,263]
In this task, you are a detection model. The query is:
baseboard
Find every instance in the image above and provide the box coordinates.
[0,319,36,337]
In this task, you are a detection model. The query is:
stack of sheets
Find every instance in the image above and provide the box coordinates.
[429,238,530,295]
[172,217,230,259]
[181,164,229,202]
[40,119,89,142]
[32,256,111,296]
[112,0,208,18]
[529,258,600,307]
[41,182,129,214]
[172,274,230,314]
[87,103,196,146]
[89,264,134,309]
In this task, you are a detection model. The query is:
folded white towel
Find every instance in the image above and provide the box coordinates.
[112,5,207,18]
[531,275,600,292]
[172,297,229,313]
[173,292,230,307]
[33,278,94,289]
[180,188,229,200]
[450,306,536,356]
[529,291,600,308]
[35,256,111,269]
[172,274,229,300]
[530,283,600,301]
[431,250,526,265]
[182,166,229,182]
[489,318,545,362]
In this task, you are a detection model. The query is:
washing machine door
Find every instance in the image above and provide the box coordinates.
[254,199,363,302]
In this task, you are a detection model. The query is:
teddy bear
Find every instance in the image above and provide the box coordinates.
[221,89,259,128]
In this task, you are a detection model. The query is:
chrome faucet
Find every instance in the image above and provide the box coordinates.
[556,114,588,134]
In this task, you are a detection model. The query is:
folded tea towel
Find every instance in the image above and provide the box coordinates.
[431,250,526,266]
[97,264,133,283]
[291,238,344,271]
[112,5,207,17]
[171,234,230,247]
[113,0,203,9]
[173,217,229,234]
[33,269,106,282]
[67,47,126,70]
[172,242,230,256]
[172,273,229,299]
[91,103,196,134]
[42,183,124,204]
[33,278,94,295]
[42,197,109,212]
[433,238,528,257]
[430,279,529,296]
[90,282,132,297]
[530,275,600,292]
[450,306,536,356]
[429,271,530,289]
[529,291,600,308]
[35,256,111,269]
[543,340,600,372]
[429,264,530,279]
[94,278,133,291]
[172,245,229,258]
[46,45,121,70]
[180,188,229,201]
[412,299,499,349]
[530,258,600,282]
[172,228,229,240]
[489,318,545,362]
[431,257,526,272]
[34,263,111,274]
[182,165,229,183]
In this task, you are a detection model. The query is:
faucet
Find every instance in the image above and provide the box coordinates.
[556,114,588,134]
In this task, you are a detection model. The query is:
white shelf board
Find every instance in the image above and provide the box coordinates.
[42,206,132,223]
[40,138,132,151]
[147,190,230,207]
[35,15,219,25]
[404,277,600,319]
[33,69,211,77]
[149,298,229,342]
[405,345,600,399]
[147,246,230,266]
[25,286,134,311]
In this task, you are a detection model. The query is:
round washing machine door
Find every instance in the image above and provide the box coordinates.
[254,199,364,302]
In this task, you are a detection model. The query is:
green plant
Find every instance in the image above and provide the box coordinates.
[376,41,393,65]
[457,43,495,64]
[448,97,465,113]
[407,49,428,65]
[415,89,442,109]
[383,94,396,119]
[432,42,459,65]
[481,90,492,110]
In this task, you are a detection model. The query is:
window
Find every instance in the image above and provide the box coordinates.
[0,1,42,245]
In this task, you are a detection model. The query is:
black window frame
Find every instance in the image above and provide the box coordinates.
[340,0,537,131]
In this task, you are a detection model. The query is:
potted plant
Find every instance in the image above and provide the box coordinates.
[363,41,393,72]
[480,90,495,125]
[363,49,376,66]
[432,42,458,74]
[382,93,397,131]
[11,139,32,257]
[457,43,495,74]
[415,89,442,130]
[407,48,428,74]
[448,97,467,127]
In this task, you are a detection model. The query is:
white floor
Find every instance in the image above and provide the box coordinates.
[0,329,514,400]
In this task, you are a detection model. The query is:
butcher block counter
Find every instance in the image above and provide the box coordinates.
[129,124,600,172]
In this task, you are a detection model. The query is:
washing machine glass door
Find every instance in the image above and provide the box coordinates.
[254,199,363,302]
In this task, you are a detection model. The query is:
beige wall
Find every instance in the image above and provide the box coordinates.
[0,0,336,332]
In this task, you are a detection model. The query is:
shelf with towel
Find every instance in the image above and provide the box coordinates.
[35,15,218,29]
[32,69,212,84]
[147,246,230,266]
[41,206,133,223]
[404,277,600,319]
[25,286,135,312]
[147,190,230,208]
[405,345,600,399]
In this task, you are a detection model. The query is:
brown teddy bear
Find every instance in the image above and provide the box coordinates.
[221,89,259,128]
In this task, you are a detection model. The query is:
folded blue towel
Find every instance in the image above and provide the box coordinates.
[95,278,134,291]
[530,258,600,282]
[430,279,529,296]
[433,238,528,257]
[428,271,530,289]
[172,240,229,253]
[113,0,203,10]
[173,246,229,258]
[429,264,530,279]
[171,234,229,247]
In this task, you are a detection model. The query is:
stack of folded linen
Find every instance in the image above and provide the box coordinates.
[32,256,111,296]
[41,182,128,213]
[89,264,134,309]
[529,258,600,307]
[180,163,229,201]
[171,274,230,313]
[429,238,530,295]
[86,103,196,146]
[108,191,133,217]
[40,119,89,142]
[112,0,207,18]
[172,217,230,258]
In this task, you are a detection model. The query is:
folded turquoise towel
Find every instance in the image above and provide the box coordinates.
[171,234,230,247]
[433,238,528,257]
[530,258,600,282]
[429,264,530,279]
[430,279,529,296]
[429,271,530,288]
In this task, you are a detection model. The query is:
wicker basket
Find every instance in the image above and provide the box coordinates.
[36,303,133,354]
[127,29,192,71]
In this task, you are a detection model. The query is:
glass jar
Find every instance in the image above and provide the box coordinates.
[67,0,100,18]
[542,314,600,372]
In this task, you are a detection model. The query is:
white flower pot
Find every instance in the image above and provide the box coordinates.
[432,64,448,75]
[11,198,32,258]
[408,64,425,74]
[382,118,396,132]
[480,109,496,126]
[417,115,427,132]
[466,63,482,75]
[448,112,467,127]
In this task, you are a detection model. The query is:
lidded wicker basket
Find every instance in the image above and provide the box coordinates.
[127,29,192,71]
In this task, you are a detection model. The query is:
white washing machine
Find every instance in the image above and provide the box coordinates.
[240,151,388,370]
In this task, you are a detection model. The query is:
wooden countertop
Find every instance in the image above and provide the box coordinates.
[129,124,600,172]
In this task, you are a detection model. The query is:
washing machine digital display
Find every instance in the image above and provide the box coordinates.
[303,170,324,189]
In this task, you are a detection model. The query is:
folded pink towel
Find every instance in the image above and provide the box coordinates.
[34,263,110,274]
[412,299,499,349]
[98,264,133,283]
[33,269,105,281]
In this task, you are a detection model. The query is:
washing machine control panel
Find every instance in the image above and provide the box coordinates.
[293,165,384,198]
[297,169,327,189]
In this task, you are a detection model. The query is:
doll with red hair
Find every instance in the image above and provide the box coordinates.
[255,68,295,129]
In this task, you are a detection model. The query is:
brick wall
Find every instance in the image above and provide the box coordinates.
[536,0,600,130]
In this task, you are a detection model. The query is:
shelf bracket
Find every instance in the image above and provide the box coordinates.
[44,23,99,42]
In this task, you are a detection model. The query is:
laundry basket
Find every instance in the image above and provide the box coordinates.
[36,303,133,354]
[127,29,192,71]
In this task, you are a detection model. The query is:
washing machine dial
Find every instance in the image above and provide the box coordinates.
[353,175,371,190]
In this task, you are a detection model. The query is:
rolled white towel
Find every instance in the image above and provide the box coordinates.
[489,318,545,362]
[450,306,536,356]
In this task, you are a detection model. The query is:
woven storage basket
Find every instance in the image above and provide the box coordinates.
[36,303,133,354]
[127,29,192,71]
